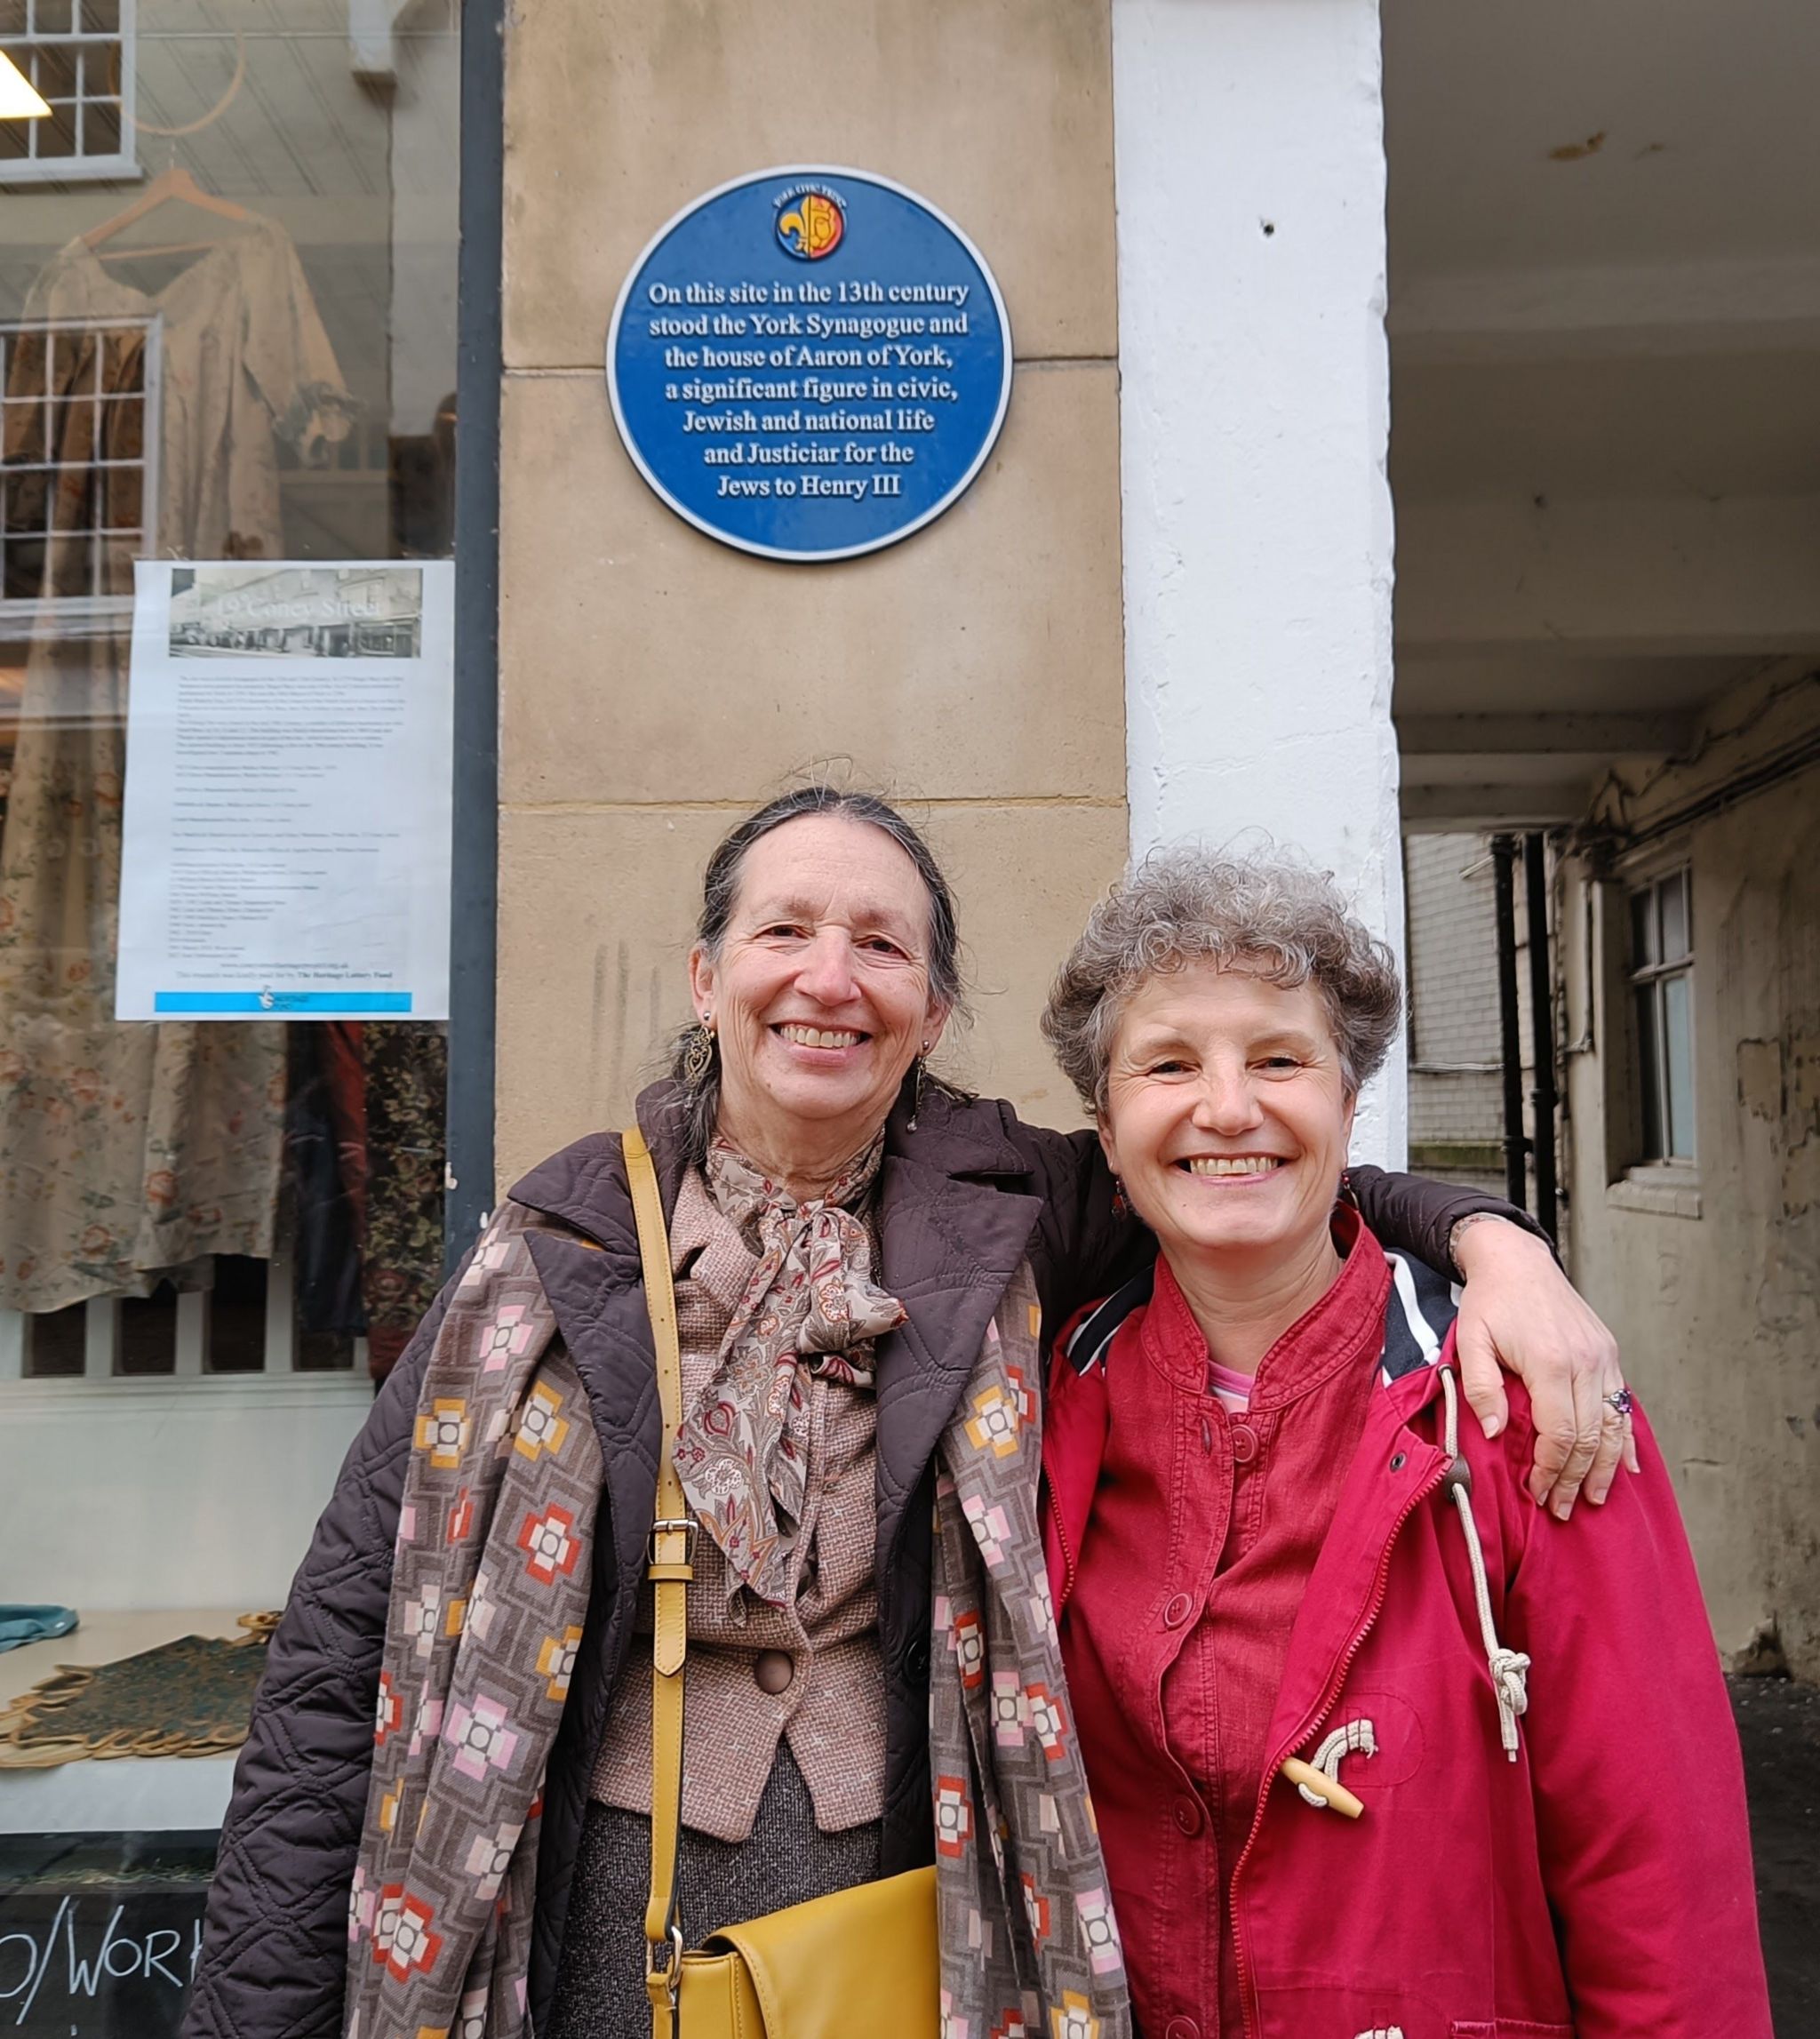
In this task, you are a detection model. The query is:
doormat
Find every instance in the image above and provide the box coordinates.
[0,1614,279,1767]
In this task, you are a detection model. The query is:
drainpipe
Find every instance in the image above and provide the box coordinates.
[1523,834,1559,1240]
[1490,836,1528,1210]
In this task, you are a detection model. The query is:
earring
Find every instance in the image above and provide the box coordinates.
[1111,1175,1129,1220]
[907,1042,932,1131]
[683,1012,715,1087]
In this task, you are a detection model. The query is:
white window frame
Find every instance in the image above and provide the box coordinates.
[0,309,160,637]
[0,0,139,185]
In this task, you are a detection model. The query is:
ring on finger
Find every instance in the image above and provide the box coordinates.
[1601,1387,1634,1420]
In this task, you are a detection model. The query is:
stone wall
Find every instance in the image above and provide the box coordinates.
[491,0,1127,1183]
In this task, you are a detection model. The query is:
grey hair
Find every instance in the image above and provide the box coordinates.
[666,784,969,1167]
[1040,845,1401,1112]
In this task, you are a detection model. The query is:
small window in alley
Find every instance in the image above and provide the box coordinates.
[1630,868,1695,1163]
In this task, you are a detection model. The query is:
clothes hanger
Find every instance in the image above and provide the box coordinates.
[81,164,251,257]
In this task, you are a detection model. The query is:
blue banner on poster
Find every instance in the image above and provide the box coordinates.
[607,167,1012,561]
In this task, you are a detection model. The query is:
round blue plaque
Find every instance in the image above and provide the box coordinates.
[607,167,1013,562]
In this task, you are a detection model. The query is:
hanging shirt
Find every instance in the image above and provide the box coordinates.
[0,219,355,1312]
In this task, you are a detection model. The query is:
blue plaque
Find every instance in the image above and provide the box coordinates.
[607,167,1012,562]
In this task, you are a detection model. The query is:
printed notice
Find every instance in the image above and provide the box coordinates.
[115,560,453,1021]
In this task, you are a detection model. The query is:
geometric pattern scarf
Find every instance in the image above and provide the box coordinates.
[930,1262,1133,2039]
[343,1209,600,2039]
[673,1134,905,1607]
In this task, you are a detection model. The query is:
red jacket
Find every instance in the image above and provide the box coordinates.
[1042,1235,1772,2039]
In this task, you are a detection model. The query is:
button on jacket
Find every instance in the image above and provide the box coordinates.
[1043,1221,1772,2039]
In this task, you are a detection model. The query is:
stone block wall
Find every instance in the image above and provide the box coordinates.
[494,0,1126,1184]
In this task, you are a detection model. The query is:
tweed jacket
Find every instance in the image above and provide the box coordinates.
[182,1076,1523,2039]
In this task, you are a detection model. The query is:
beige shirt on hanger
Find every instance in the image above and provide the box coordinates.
[0,217,355,1313]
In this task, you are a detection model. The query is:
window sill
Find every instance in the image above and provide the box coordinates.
[1607,1166,1703,1219]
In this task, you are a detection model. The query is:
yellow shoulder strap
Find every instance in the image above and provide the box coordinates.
[624,1125,693,2038]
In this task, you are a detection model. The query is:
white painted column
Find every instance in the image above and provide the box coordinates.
[1114,0,1407,1165]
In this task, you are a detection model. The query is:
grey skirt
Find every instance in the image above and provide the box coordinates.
[543,1745,883,2039]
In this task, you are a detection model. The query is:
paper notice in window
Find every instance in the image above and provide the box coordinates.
[115,561,454,1021]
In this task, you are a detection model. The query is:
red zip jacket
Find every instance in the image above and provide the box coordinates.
[1042,1231,1772,2039]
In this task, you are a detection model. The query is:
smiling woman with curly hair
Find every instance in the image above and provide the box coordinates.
[1040,846,1770,2039]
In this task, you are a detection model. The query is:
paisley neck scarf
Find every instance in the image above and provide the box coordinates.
[672,1132,906,1606]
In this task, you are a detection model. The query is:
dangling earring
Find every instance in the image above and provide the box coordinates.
[1111,1175,1129,1219]
[683,1012,715,1087]
[907,1042,931,1131]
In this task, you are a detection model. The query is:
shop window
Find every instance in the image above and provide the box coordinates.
[0,0,463,1963]
[0,0,135,183]
[1629,868,1695,1163]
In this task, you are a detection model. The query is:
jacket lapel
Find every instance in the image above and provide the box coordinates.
[872,1151,1042,1577]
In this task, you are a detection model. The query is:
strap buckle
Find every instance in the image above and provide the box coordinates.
[647,1516,698,1568]
[645,1921,684,2023]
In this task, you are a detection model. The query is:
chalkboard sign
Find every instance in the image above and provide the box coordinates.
[0,1887,207,2037]
[607,167,1013,561]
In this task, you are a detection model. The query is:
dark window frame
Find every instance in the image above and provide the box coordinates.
[444,0,504,1272]
[1627,867,1695,1164]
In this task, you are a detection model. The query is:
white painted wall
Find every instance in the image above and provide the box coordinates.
[0,1379,371,1610]
[1113,0,1406,1165]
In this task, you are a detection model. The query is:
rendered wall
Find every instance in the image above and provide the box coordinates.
[1114,0,1405,1166]
[493,0,1127,1184]
[1561,668,1820,1676]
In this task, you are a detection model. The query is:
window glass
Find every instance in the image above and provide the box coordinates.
[1662,969,1694,1160]
[1634,980,1664,1161]
[1630,884,1656,969]
[1659,868,1689,964]
[0,3,461,2012]
[1628,868,1695,1168]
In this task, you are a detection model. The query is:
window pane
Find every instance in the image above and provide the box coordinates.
[35,42,75,96]
[1659,869,1690,962]
[1636,983,1664,1159]
[1663,970,1695,1159]
[1631,886,1656,969]
[80,95,119,156]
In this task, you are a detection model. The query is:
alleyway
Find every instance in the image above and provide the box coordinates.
[1734,1676,1820,2034]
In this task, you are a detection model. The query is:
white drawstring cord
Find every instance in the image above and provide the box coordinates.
[1297,1718,1378,1807]
[1439,1368,1530,1759]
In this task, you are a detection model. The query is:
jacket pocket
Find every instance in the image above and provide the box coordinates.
[1450,2023,1576,2037]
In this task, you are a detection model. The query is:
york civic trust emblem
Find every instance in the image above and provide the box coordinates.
[775,182,845,260]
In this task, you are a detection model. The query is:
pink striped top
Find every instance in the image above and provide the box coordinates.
[1208,1359,1255,1415]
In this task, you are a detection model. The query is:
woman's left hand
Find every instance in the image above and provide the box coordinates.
[1451,1218,1638,1519]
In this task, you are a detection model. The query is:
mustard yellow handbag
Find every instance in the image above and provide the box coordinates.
[623,1127,939,2039]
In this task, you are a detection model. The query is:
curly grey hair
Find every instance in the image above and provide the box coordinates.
[1041,846,1402,1112]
